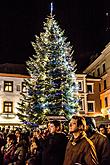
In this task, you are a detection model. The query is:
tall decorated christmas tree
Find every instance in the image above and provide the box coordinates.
[17,3,80,126]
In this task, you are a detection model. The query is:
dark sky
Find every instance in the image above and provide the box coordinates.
[0,0,110,71]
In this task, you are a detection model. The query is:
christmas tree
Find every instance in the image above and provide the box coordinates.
[17,4,80,126]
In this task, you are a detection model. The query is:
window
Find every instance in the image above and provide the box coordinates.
[99,83,101,92]
[3,101,13,113]
[102,63,106,73]
[104,80,107,90]
[87,102,94,112]
[100,99,102,109]
[22,82,27,93]
[79,99,84,110]
[16,85,20,91]
[97,68,100,76]
[4,81,13,92]
[105,97,108,107]
[87,83,93,93]
[78,81,83,91]
[93,72,95,77]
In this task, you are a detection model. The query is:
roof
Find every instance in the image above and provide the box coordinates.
[86,74,101,80]
[0,63,29,75]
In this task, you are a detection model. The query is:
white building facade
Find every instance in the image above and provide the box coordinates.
[0,64,101,127]
[0,72,29,127]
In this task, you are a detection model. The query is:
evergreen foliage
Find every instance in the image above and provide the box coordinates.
[17,14,80,126]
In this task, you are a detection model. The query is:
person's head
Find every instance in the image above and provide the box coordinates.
[69,115,86,134]
[7,133,16,145]
[47,122,51,132]
[15,128,22,138]
[42,128,49,138]
[107,124,110,134]
[98,124,107,135]
[85,117,96,131]
[0,132,3,139]
[49,120,61,134]
[33,129,41,138]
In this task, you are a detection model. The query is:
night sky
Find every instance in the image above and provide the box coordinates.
[0,0,110,71]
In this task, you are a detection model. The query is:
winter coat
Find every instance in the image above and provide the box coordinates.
[3,143,15,164]
[89,131,110,165]
[63,132,99,165]
[13,139,27,165]
[42,132,67,165]
[0,138,5,164]
[26,139,42,165]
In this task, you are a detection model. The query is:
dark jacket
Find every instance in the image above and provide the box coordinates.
[42,132,67,165]
[63,132,99,165]
[26,137,44,165]
[13,139,27,165]
[3,143,15,164]
[88,130,110,165]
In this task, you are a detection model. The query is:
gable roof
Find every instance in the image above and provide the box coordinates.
[0,63,29,75]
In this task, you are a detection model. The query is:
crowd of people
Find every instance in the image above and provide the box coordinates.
[0,116,110,165]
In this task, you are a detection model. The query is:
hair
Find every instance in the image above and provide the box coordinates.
[0,132,3,138]
[34,128,41,134]
[85,117,96,130]
[15,128,22,134]
[71,115,86,130]
[98,124,106,129]
[98,124,107,135]
[50,120,61,128]
[7,133,17,144]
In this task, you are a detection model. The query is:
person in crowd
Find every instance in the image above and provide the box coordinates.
[33,129,45,152]
[26,136,41,165]
[63,115,99,165]
[0,132,5,164]
[3,133,16,165]
[98,124,107,135]
[42,120,67,165]
[42,128,50,139]
[26,129,44,165]
[13,128,28,165]
[15,128,22,143]
[107,124,110,141]
[85,117,110,165]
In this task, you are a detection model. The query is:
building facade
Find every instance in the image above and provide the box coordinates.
[0,64,101,127]
[83,42,110,118]
[77,74,101,117]
[0,73,29,127]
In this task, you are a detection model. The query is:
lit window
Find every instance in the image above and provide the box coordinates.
[22,82,27,93]
[87,102,94,112]
[4,81,13,92]
[3,102,13,113]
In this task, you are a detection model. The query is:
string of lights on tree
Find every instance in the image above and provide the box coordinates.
[17,3,81,127]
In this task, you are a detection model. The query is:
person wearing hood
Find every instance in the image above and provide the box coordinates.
[85,117,110,165]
